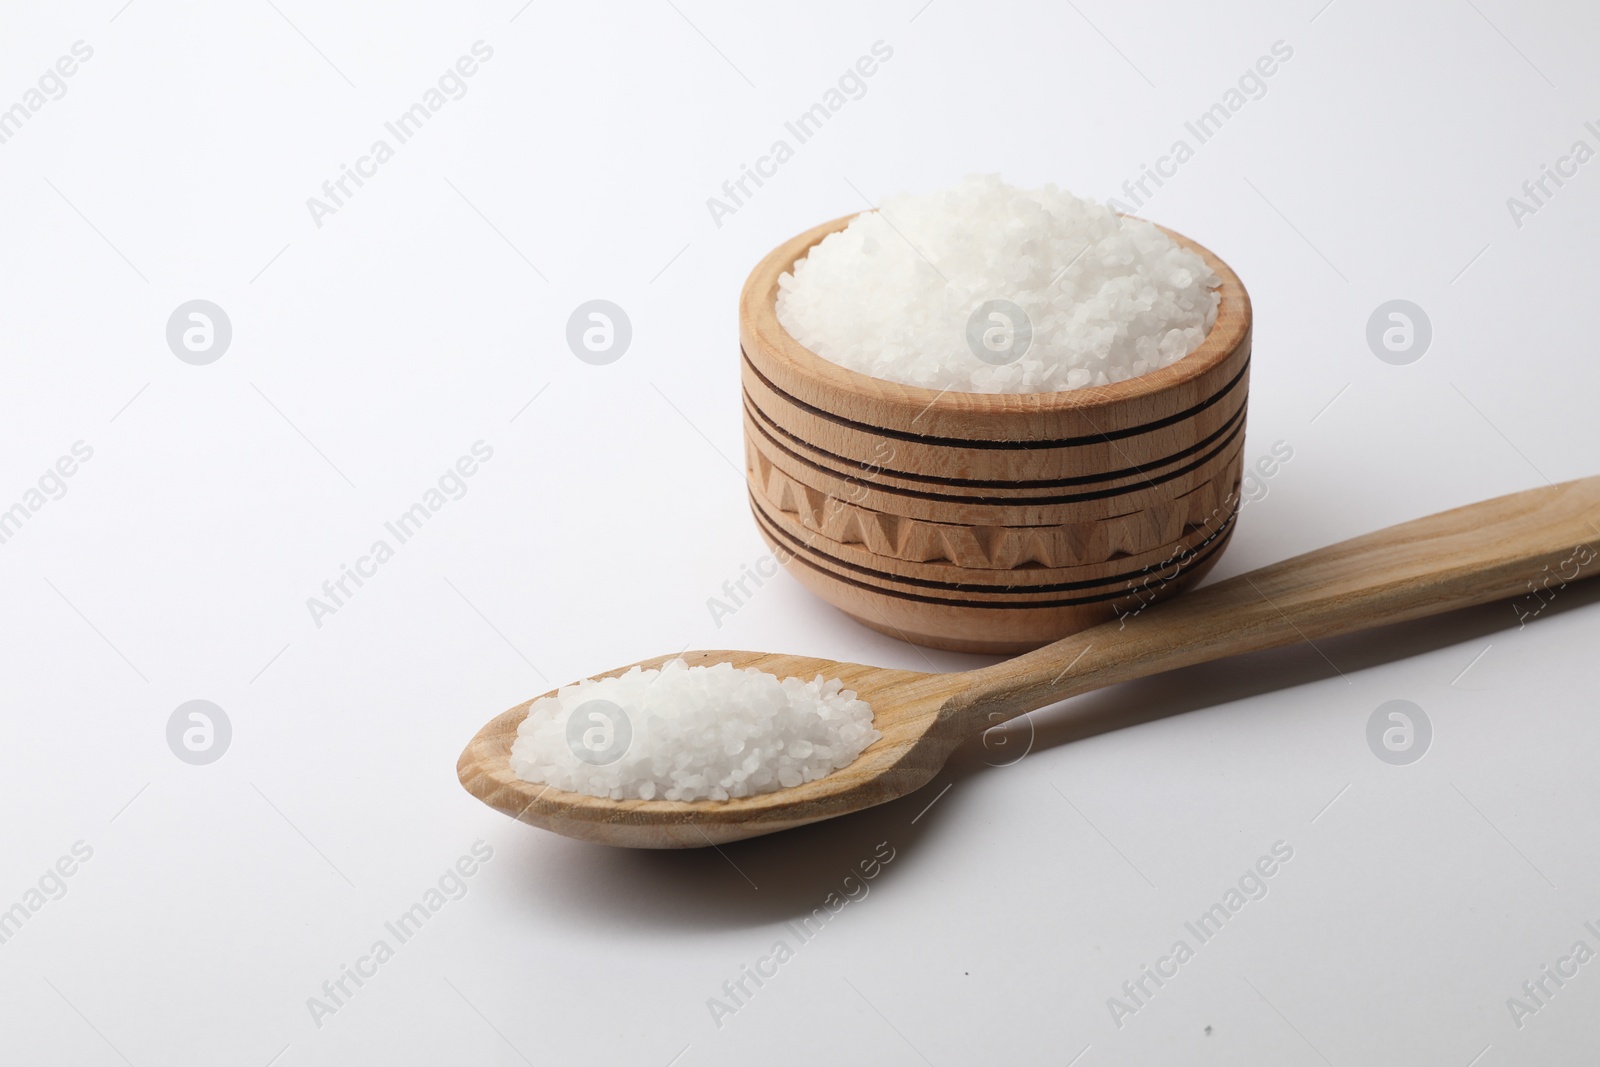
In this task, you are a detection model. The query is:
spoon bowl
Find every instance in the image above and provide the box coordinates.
[459,475,1600,848]
[456,650,957,847]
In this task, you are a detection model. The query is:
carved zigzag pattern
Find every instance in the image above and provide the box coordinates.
[747,442,1238,570]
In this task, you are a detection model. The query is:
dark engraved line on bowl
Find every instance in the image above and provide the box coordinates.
[742,388,1241,495]
[747,403,1246,508]
[1072,391,1177,507]
[747,400,1247,511]
[754,480,1239,572]
[742,388,1247,491]
[752,492,1238,595]
[755,493,1234,581]
[750,503,1235,609]
[740,345,1250,449]
[750,491,1239,595]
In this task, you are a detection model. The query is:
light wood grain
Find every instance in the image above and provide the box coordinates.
[458,474,1600,847]
[738,213,1253,650]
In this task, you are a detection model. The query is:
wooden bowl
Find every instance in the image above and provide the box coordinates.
[739,214,1252,654]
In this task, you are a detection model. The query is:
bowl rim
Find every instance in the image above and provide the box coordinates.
[740,211,1252,425]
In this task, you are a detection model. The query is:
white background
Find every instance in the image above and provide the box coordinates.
[2,1,1598,1064]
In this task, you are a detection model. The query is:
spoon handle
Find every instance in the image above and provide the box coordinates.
[958,474,1600,725]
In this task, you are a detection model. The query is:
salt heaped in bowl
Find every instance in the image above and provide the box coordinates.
[509,659,881,802]
[775,175,1222,393]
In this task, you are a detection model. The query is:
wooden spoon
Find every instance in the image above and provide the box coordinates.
[458,476,1600,848]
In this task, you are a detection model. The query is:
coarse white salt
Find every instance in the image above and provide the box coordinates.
[775,174,1222,394]
[509,659,880,802]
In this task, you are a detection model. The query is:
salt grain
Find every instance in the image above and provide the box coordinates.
[775,174,1221,394]
[509,659,880,802]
